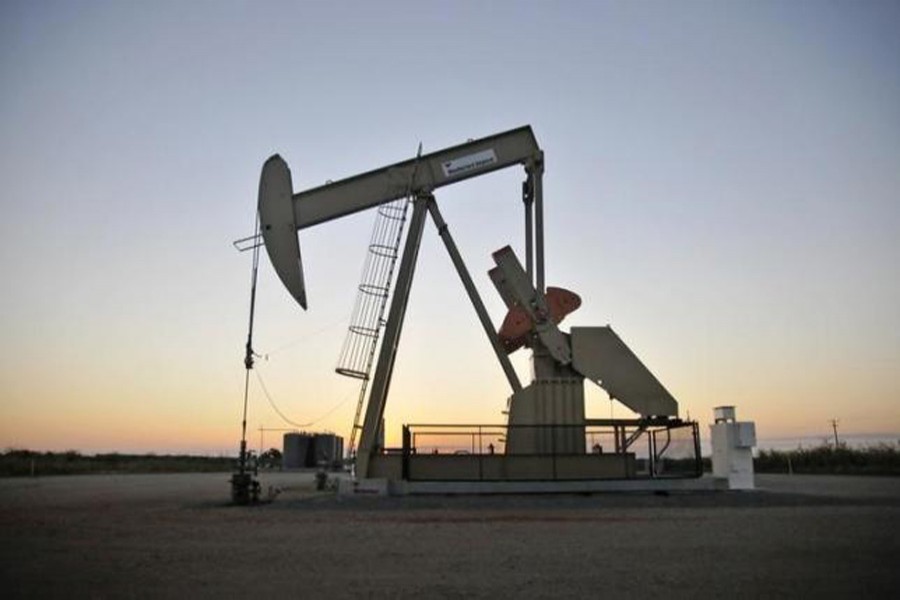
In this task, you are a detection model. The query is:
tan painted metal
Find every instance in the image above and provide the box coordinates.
[257,127,540,313]
[570,326,678,417]
[506,379,586,455]
[254,125,686,485]
[257,155,306,308]
[490,246,571,365]
[292,126,540,230]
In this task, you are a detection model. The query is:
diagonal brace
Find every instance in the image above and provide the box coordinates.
[426,198,522,394]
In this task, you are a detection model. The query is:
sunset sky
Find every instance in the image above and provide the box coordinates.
[2,1,898,455]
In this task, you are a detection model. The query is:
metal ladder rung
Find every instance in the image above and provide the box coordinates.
[335,193,413,455]
[335,368,369,380]
[369,243,399,259]
[359,283,389,297]
[378,204,408,219]
[348,325,379,338]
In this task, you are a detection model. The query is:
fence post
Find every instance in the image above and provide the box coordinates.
[401,425,410,480]
[551,424,557,480]
[693,422,702,477]
[478,426,483,481]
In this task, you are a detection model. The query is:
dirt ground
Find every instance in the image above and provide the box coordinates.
[1,472,898,599]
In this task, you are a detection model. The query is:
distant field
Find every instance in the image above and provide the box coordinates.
[1,472,898,598]
[0,450,236,477]
[3,442,898,478]
[754,442,900,476]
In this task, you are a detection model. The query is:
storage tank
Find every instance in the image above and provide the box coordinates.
[313,434,344,467]
[282,433,313,469]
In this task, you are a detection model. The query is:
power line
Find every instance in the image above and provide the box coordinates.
[829,418,840,448]
[261,318,348,358]
[253,369,355,429]
[254,370,309,428]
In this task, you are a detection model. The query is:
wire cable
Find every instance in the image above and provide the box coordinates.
[261,318,348,358]
[254,369,355,429]
[237,211,262,471]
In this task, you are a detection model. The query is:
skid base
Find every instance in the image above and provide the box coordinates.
[340,476,726,496]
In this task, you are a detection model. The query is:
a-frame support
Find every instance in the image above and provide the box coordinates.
[355,196,429,478]
[356,194,525,478]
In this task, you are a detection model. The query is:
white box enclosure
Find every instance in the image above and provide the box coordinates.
[710,406,756,490]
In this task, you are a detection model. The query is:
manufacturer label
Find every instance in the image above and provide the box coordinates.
[441,149,497,178]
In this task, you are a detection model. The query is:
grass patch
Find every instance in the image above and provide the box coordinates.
[0,449,236,477]
[754,441,900,476]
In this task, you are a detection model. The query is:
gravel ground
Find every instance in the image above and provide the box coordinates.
[1,472,898,598]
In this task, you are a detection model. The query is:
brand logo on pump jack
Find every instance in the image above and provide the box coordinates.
[441,149,497,178]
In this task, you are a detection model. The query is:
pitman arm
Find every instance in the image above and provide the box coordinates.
[488,246,678,417]
[489,246,572,364]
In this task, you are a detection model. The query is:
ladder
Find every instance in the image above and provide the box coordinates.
[336,194,412,455]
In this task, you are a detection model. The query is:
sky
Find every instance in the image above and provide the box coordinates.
[1,0,898,455]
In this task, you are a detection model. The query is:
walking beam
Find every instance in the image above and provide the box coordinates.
[293,126,540,229]
[258,126,541,311]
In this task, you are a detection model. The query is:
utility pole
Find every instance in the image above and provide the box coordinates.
[829,419,840,448]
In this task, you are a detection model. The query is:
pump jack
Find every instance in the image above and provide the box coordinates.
[252,126,696,488]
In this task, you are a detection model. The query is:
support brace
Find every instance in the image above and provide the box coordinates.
[528,153,546,294]
[427,198,522,395]
[523,176,534,286]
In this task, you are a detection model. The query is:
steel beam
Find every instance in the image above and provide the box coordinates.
[356,197,429,479]
[523,176,534,286]
[529,153,545,294]
[293,126,540,230]
[426,198,522,395]
[491,246,571,365]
